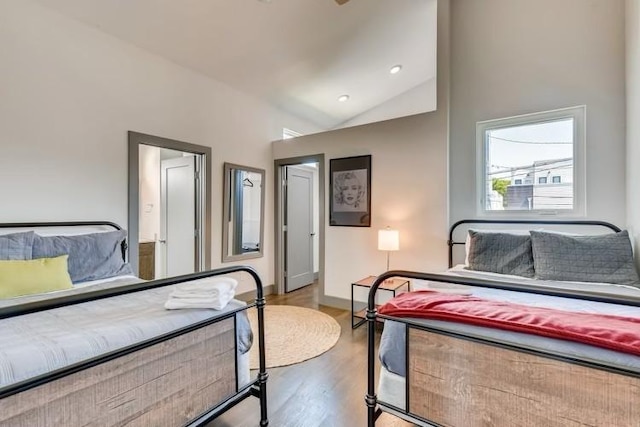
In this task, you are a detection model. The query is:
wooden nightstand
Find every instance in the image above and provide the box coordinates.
[351,275,410,329]
[138,241,155,280]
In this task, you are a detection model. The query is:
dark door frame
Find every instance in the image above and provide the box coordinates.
[128,131,212,276]
[274,154,325,296]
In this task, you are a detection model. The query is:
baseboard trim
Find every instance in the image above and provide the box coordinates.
[236,284,275,303]
[320,294,351,311]
[238,284,350,311]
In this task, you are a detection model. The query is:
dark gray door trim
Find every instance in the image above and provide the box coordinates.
[274,154,325,298]
[128,131,212,275]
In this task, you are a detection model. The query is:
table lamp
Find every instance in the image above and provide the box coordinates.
[378,227,400,272]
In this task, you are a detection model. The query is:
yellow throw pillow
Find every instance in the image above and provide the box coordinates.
[0,255,73,299]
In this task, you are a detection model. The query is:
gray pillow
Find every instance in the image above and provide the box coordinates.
[530,230,640,285]
[32,230,133,283]
[466,230,535,278]
[0,231,34,260]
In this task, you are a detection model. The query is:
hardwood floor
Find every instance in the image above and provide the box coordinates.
[210,283,414,427]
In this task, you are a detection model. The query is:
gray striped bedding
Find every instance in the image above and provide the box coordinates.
[0,278,252,388]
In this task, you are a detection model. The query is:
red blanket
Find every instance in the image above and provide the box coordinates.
[378,291,640,356]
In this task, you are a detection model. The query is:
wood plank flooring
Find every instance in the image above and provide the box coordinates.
[210,283,414,427]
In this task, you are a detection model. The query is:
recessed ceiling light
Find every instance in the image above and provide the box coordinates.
[389,65,402,74]
[338,94,350,102]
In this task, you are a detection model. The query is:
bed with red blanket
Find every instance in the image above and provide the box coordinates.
[380,291,640,356]
[365,220,640,427]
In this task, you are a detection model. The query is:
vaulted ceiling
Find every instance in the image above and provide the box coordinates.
[35,0,437,131]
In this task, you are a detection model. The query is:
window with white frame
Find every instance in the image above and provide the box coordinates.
[282,128,303,140]
[476,106,585,215]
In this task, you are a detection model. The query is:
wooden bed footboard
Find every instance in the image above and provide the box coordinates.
[1,318,236,427]
[408,328,640,427]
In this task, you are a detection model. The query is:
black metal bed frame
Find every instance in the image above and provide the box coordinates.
[0,222,268,426]
[366,219,639,427]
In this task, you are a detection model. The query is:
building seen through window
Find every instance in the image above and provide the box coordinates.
[478,106,585,213]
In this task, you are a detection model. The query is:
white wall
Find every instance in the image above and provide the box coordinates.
[627,0,640,259]
[0,0,321,293]
[272,0,450,303]
[449,0,627,226]
[336,78,437,130]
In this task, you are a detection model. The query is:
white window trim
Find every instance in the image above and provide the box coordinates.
[282,128,303,140]
[475,105,586,218]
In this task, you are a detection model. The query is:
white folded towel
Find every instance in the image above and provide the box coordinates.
[165,276,238,310]
[173,277,237,294]
[169,289,231,299]
[164,297,234,311]
[168,290,234,302]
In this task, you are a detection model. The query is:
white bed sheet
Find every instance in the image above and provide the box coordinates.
[0,281,252,389]
[442,264,640,298]
[377,365,405,410]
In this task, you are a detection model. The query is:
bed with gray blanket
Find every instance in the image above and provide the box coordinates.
[0,221,268,427]
[366,219,640,427]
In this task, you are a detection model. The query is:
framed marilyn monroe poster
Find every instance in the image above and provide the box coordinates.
[329,155,371,227]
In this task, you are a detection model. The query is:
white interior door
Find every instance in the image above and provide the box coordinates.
[161,156,196,277]
[285,166,314,292]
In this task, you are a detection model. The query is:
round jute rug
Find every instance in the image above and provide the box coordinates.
[248,305,341,369]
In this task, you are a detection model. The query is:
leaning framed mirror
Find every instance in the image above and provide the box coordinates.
[222,163,265,262]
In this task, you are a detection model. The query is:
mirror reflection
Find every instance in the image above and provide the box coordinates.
[223,163,265,262]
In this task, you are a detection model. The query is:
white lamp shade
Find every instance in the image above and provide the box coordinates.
[378,228,400,251]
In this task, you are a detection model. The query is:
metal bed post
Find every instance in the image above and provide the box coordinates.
[366,272,398,427]
[245,267,270,427]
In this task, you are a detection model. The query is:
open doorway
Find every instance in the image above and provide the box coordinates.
[128,132,211,279]
[274,155,324,296]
